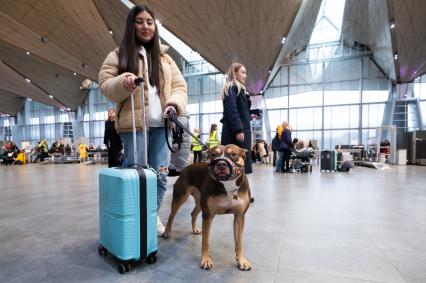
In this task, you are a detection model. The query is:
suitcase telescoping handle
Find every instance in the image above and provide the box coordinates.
[129,77,148,167]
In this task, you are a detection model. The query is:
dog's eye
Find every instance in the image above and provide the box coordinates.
[231,152,237,157]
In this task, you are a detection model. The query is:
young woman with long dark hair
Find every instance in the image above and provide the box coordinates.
[99,5,187,236]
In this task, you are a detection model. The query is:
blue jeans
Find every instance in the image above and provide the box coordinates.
[276,151,284,172]
[121,127,171,211]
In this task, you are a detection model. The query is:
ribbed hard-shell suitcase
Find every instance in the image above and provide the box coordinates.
[98,77,158,274]
[98,167,158,273]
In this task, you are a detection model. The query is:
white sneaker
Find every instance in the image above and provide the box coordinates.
[157,216,165,237]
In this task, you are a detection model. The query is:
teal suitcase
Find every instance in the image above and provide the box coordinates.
[98,77,158,274]
[98,166,158,273]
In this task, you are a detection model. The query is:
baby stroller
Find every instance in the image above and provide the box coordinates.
[290,147,314,173]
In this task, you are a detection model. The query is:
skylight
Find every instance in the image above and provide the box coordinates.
[308,0,346,80]
[309,0,346,45]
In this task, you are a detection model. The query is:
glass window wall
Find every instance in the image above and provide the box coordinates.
[264,54,388,150]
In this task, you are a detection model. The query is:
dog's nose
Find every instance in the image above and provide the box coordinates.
[216,160,228,170]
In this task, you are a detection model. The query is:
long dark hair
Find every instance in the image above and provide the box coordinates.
[118,5,161,87]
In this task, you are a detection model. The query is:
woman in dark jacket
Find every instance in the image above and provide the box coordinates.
[220,62,254,174]
[271,133,280,166]
[104,108,123,167]
[276,121,294,173]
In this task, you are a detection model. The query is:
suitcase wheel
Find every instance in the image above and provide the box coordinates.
[118,262,131,274]
[98,245,107,257]
[146,254,157,264]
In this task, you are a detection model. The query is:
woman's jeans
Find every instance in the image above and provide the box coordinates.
[276,151,284,172]
[276,150,291,172]
[121,127,171,211]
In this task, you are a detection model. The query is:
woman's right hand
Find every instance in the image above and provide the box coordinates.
[122,74,138,91]
[236,132,244,142]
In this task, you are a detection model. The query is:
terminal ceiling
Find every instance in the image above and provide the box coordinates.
[0,0,425,116]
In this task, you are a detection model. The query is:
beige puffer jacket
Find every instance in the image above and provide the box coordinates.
[98,44,187,133]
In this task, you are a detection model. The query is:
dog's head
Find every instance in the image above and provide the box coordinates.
[206,144,246,182]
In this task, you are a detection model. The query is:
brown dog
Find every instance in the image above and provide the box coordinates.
[163,144,252,271]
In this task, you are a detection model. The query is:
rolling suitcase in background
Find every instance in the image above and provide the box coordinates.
[98,78,158,274]
[320,150,337,172]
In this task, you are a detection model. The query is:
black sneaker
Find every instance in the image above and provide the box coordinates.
[168,169,180,177]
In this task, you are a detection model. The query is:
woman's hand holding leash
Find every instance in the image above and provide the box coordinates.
[163,106,177,130]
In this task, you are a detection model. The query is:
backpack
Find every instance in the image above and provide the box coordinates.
[172,126,183,148]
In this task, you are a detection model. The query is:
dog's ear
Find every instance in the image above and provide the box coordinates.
[211,145,224,151]
[206,145,223,161]
[209,145,224,155]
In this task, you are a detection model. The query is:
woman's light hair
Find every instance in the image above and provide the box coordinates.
[221,62,245,99]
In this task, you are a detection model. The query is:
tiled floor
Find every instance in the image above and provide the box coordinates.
[1,163,426,282]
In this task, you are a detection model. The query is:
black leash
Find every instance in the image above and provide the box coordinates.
[164,110,207,153]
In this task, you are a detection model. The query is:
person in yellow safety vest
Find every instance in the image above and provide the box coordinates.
[191,128,203,163]
[207,123,220,149]
[78,143,88,162]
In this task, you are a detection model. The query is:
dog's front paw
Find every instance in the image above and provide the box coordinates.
[192,226,201,234]
[237,256,252,271]
[200,255,213,270]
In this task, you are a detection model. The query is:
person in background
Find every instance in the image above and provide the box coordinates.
[32,141,42,163]
[295,139,304,150]
[207,123,220,149]
[220,62,255,173]
[50,141,58,154]
[65,144,72,155]
[169,111,191,176]
[78,143,88,163]
[220,62,256,202]
[271,132,280,167]
[380,139,391,163]
[292,138,299,148]
[1,141,20,165]
[104,108,123,168]
[33,140,49,163]
[57,140,65,155]
[98,4,187,236]
[258,140,268,164]
[276,121,294,173]
[191,128,203,163]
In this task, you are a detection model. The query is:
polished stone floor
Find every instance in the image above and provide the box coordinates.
[1,163,426,283]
